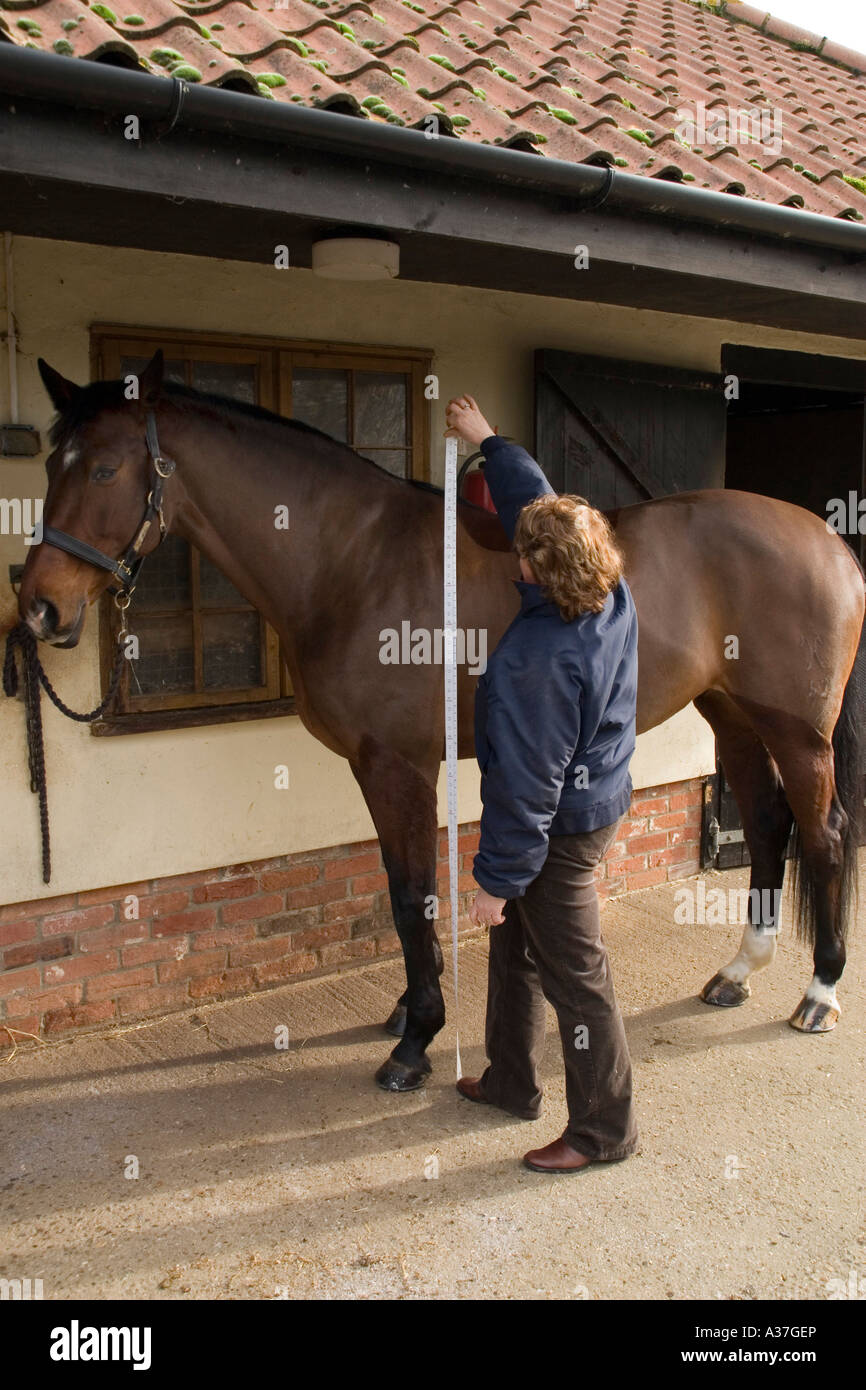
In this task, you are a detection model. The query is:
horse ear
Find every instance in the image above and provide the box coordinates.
[139,349,164,407]
[38,359,81,412]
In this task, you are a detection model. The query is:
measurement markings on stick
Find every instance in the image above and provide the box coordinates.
[443,435,463,1080]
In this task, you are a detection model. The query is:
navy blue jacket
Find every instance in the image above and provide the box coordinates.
[473,435,638,900]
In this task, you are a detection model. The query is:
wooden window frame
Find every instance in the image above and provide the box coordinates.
[88,325,431,736]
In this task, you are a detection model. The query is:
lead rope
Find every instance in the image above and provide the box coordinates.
[443,435,463,1080]
[2,614,127,883]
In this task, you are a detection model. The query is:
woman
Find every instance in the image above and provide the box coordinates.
[444,394,639,1174]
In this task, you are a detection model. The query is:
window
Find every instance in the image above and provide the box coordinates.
[90,329,431,734]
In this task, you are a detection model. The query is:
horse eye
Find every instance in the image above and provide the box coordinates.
[92,466,118,483]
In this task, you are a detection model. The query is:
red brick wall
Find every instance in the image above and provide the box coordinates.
[597,777,704,901]
[0,776,704,1047]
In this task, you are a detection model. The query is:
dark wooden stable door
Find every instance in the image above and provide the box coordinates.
[535,347,729,856]
[536,347,756,867]
[534,348,735,868]
[536,346,866,868]
[536,346,866,869]
[534,349,725,506]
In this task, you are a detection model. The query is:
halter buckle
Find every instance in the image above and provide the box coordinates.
[153,455,176,479]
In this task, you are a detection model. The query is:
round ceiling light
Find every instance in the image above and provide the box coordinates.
[311,237,400,281]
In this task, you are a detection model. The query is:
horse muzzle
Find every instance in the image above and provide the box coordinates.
[24,596,85,648]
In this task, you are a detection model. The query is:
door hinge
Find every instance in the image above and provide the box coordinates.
[718,828,745,845]
[707,817,745,856]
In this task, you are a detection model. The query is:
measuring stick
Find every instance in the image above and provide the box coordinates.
[443,435,463,1080]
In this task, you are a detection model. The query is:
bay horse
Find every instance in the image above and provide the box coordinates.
[17,351,864,1092]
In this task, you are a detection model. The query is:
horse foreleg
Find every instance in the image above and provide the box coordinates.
[694,693,793,1008]
[383,991,409,1039]
[351,736,445,1090]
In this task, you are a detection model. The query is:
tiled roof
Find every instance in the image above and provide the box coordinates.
[2,0,866,219]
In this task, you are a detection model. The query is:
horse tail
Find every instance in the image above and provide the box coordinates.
[788,630,864,949]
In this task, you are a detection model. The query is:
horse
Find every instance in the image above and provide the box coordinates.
[16,350,865,1093]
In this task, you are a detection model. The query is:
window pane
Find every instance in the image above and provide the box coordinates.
[133,615,195,695]
[202,612,262,689]
[199,553,249,607]
[354,371,407,447]
[121,355,186,386]
[192,361,256,403]
[358,448,409,478]
[134,534,191,611]
[291,368,348,440]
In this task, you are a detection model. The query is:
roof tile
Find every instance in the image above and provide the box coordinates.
[3,0,865,218]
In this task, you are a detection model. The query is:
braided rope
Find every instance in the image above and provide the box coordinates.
[3,623,125,883]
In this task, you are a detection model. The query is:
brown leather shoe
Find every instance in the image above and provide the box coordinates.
[457,1075,542,1121]
[523,1136,594,1173]
[456,1076,488,1105]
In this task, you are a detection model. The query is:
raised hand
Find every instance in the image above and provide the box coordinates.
[444,394,496,448]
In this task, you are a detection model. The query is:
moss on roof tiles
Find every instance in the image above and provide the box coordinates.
[151,48,185,67]
[6,0,865,221]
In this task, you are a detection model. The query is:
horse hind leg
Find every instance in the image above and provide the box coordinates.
[774,747,849,1033]
[351,735,446,1090]
[728,694,856,1034]
[694,693,793,1009]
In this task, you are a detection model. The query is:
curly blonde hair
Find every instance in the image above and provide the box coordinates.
[513,494,624,621]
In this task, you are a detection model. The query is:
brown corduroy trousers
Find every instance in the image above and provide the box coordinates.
[478,817,638,1161]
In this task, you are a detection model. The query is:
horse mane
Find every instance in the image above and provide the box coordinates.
[50,378,337,448]
[49,378,492,510]
[164,382,335,442]
[49,378,451,492]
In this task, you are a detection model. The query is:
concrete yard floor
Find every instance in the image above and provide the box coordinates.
[1,864,864,1302]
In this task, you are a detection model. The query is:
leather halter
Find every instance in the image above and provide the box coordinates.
[40,410,175,598]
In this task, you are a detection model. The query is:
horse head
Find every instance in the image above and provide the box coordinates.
[19,350,168,647]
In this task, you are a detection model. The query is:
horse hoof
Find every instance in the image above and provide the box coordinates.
[789,995,839,1033]
[700,972,751,1008]
[383,1003,407,1038]
[375,1054,432,1093]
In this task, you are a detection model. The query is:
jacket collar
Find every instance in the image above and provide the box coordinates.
[513,579,556,613]
[512,579,618,619]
